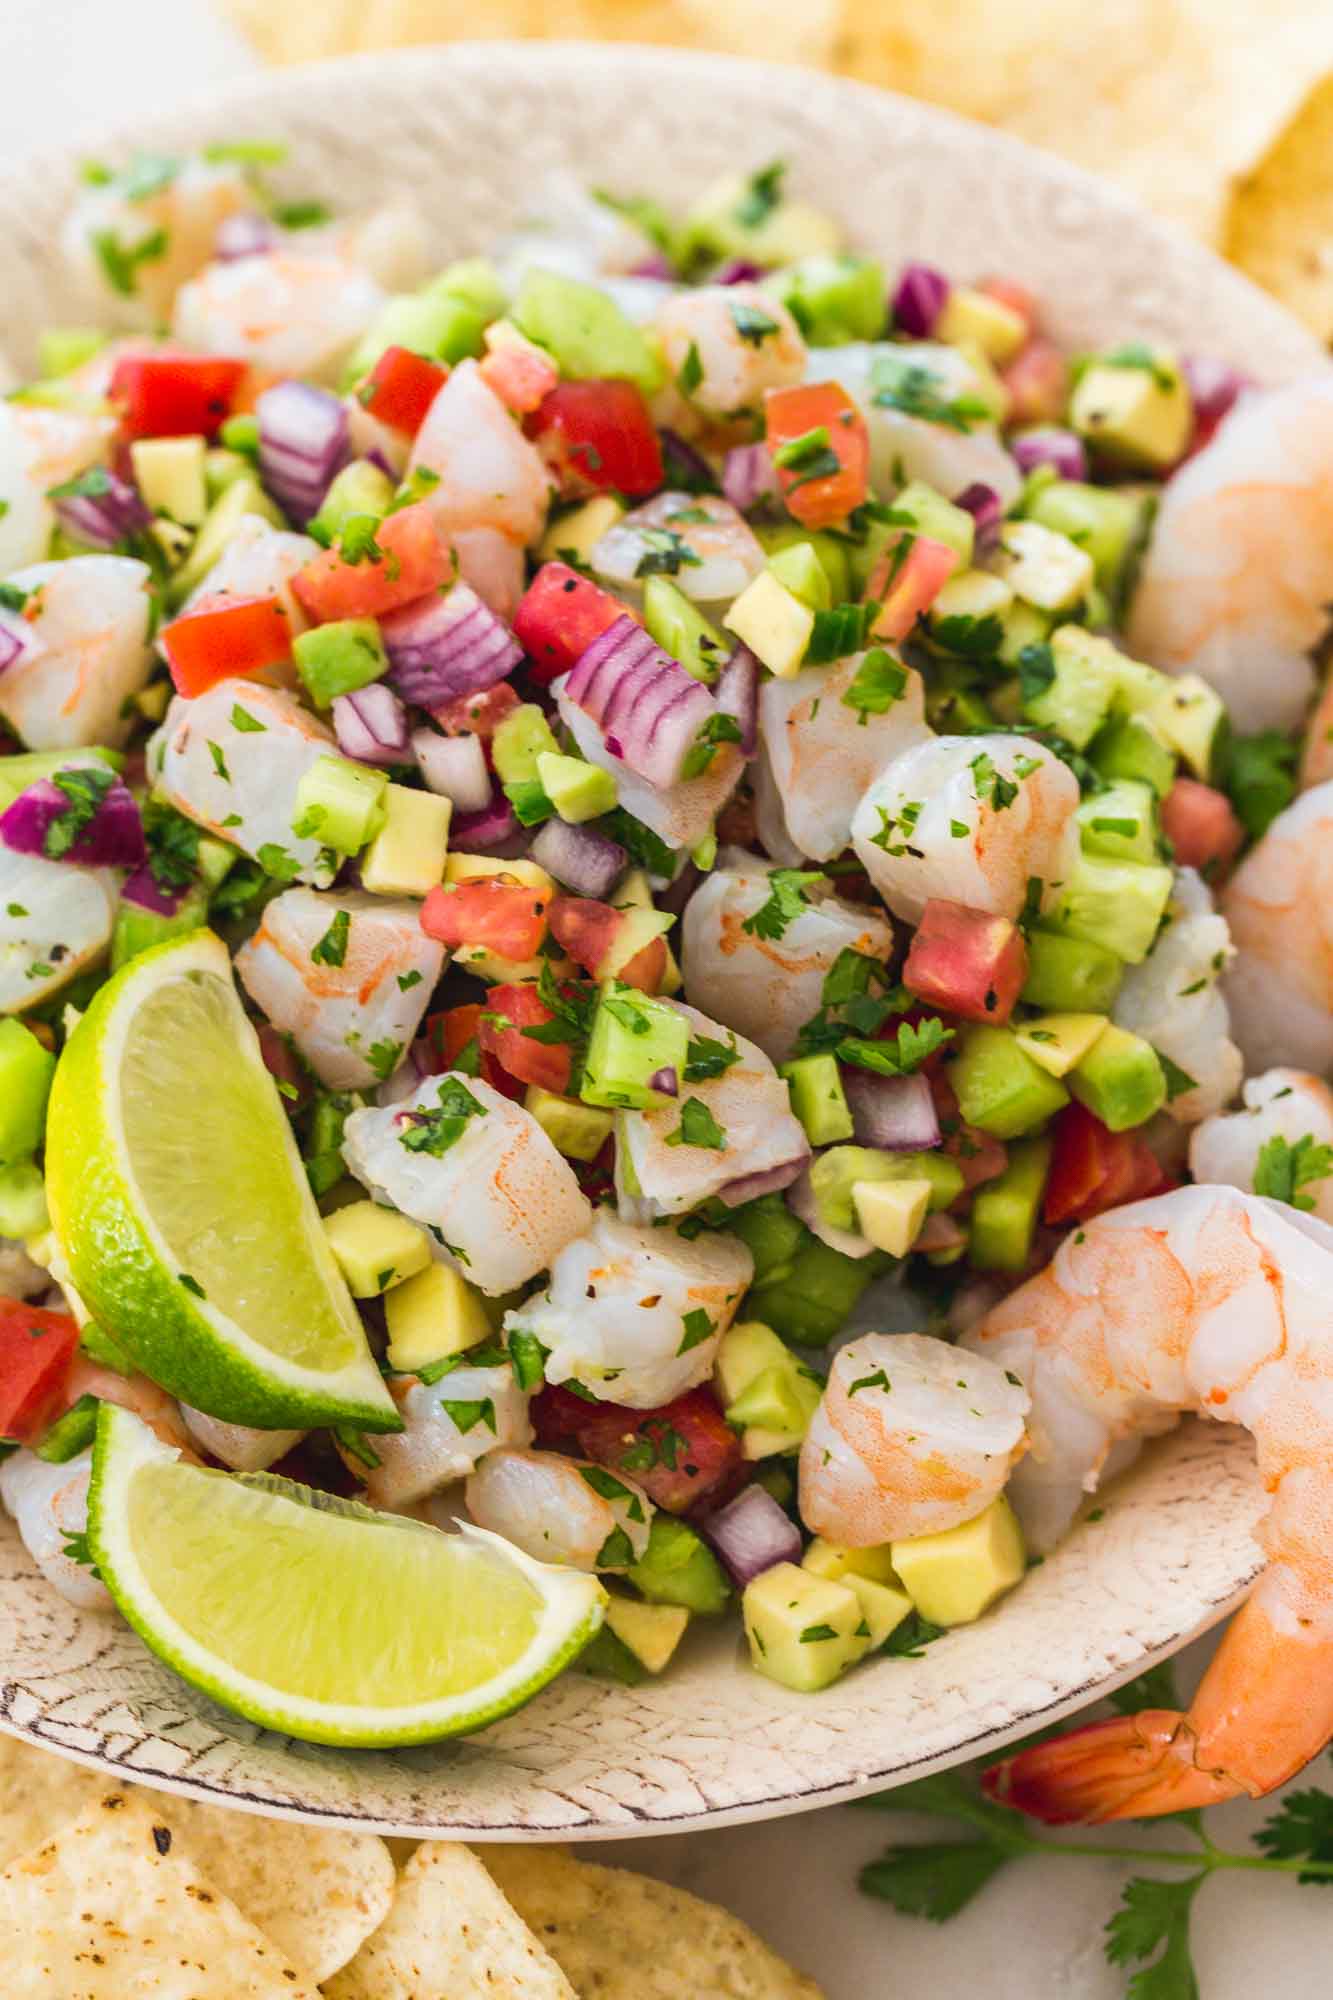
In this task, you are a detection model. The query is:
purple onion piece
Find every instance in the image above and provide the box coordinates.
[1182,354,1252,428]
[0,772,145,869]
[255,379,349,526]
[0,612,38,677]
[659,428,718,494]
[54,470,151,551]
[702,1483,802,1589]
[1010,427,1087,483]
[332,684,411,766]
[721,442,779,514]
[529,816,627,899]
[891,261,950,338]
[411,726,492,812]
[215,210,278,261]
[450,791,525,856]
[120,864,187,917]
[716,1156,810,1208]
[566,616,716,791]
[714,644,759,757]
[630,252,676,280]
[381,582,522,707]
[715,258,764,286]
[648,1066,679,1098]
[844,1068,941,1151]
[953,482,1004,551]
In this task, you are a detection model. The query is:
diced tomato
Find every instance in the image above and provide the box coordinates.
[528,380,664,498]
[0,1299,81,1445]
[292,503,452,624]
[1161,778,1244,876]
[867,535,959,642]
[478,981,573,1094]
[420,877,552,961]
[111,352,248,439]
[479,328,560,416]
[257,1024,312,1114]
[1043,1101,1165,1226]
[512,561,632,687]
[534,1384,743,1515]
[358,345,448,436]
[547,895,667,993]
[981,277,1039,334]
[160,593,293,697]
[422,1003,522,1098]
[1001,338,1069,427]
[431,681,521,739]
[903,899,1028,1026]
[764,381,869,529]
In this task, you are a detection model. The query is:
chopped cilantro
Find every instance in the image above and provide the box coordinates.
[676,342,704,397]
[838,1016,953,1077]
[806,601,876,665]
[683,1033,741,1082]
[731,302,781,345]
[734,160,785,229]
[634,527,704,578]
[91,226,169,297]
[741,867,822,941]
[681,710,743,779]
[870,355,989,432]
[41,766,117,860]
[256,842,300,882]
[842,647,907,724]
[438,1397,497,1435]
[596,1526,635,1569]
[664,1099,728,1151]
[1253,1133,1333,1212]
[678,1307,716,1353]
[310,909,350,968]
[230,704,266,733]
[207,741,231,783]
[507,1329,549,1392]
[399,1076,487,1156]
[367,1038,403,1081]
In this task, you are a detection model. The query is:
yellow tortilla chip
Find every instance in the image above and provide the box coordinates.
[485,1844,826,1999]
[0,1789,319,1998]
[1225,69,1333,337]
[323,1839,576,1999]
[0,1733,394,1985]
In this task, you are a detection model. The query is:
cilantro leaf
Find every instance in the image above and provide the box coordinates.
[1253,1786,1333,1883]
[841,647,908,724]
[310,909,350,968]
[871,355,990,433]
[1155,1051,1198,1103]
[399,1076,487,1156]
[734,160,785,228]
[677,1307,716,1354]
[600,808,675,880]
[1223,730,1297,843]
[438,1397,498,1435]
[634,527,703,579]
[681,709,743,779]
[142,800,201,893]
[664,1098,728,1151]
[596,1526,635,1569]
[731,301,781,346]
[805,601,876,666]
[838,1017,953,1077]
[507,1329,549,1392]
[1104,1873,1203,2000]
[91,225,169,297]
[683,1033,741,1084]
[1253,1133,1333,1212]
[860,1840,1011,1922]
[741,868,822,942]
[41,765,117,860]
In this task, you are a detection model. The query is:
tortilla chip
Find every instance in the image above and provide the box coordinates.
[1225,69,1333,337]
[323,1839,577,2000]
[0,1789,319,1998]
[0,1733,394,1985]
[485,1844,826,1999]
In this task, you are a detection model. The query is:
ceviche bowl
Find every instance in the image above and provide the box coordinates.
[0,41,1320,1839]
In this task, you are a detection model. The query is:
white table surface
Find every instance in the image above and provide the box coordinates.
[1,4,1325,1991]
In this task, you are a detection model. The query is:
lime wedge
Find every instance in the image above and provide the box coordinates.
[90,1405,606,1745]
[46,929,396,1432]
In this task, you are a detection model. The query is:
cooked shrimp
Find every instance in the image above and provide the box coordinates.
[851,732,1080,927]
[590,491,765,607]
[655,284,806,420]
[681,858,895,1063]
[1220,779,1333,1074]
[451,524,526,622]
[502,1207,752,1409]
[154,678,339,887]
[0,848,116,1015]
[0,403,117,576]
[556,683,744,855]
[179,1406,306,1472]
[409,358,551,547]
[60,1355,195,1454]
[341,1072,591,1296]
[757,652,930,862]
[172,252,384,384]
[1190,1069,1333,1224]
[817,341,1023,509]
[0,1449,110,1611]
[1300,673,1333,790]
[466,1446,653,1571]
[235,888,444,1091]
[337,1361,532,1510]
[798,1332,1030,1547]
[61,156,253,327]
[1112,866,1242,1124]
[0,556,154,750]
[966,1185,1333,1819]
[1128,375,1333,734]
[0,1240,49,1299]
[176,514,318,640]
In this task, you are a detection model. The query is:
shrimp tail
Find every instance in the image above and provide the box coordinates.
[982,1710,1241,1824]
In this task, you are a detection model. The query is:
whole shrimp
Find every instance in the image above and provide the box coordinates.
[1220,779,1333,1075]
[964,1184,1333,1820]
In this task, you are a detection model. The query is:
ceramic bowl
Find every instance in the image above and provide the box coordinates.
[0,42,1317,1839]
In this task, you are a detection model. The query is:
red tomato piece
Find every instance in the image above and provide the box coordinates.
[764,381,869,529]
[1001,338,1069,427]
[111,352,247,439]
[422,1003,521,1098]
[529,380,664,498]
[478,981,573,1094]
[868,535,959,642]
[420,877,552,961]
[479,334,559,416]
[292,502,451,624]
[512,561,631,687]
[256,1024,312,1114]
[1043,1102,1164,1226]
[545,895,666,993]
[431,681,521,739]
[1161,778,1244,876]
[358,345,448,436]
[980,277,1039,333]
[903,899,1029,1026]
[0,1299,81,1445]
[160,593,293,697]
[535,1385,743,1515]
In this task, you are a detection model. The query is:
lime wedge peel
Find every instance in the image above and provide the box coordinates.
[45,929,397,1433]
[90,1405,607,1747]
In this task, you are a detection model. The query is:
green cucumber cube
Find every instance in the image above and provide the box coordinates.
[951,1025,1069,1139]
[1024,478,1150,596]
[1076,779,1159,865]
[642,575,730,682]
[809,1145,964,1231]
[491,703,561,786]
[1045,853,1174,965]
[888,480,975,566]
[1022,929,1124,1014]
[0,1019,56,1164]
[344,287,488,386]
[310,460,395,542]
[779,1053,854,1145]
[768,255,886,344]
[766,540,833,612]
[753,523,851,603]
[0,1160,48,1239]
[969,1135,1052,1272]
[536,751,618,825]
[1069,1022,1166,1131]
[581,986,690,1110]
[628,1515,731,1615]
[291,756,388,854]
[293,619,389,709]
[1088,714,1176,799]
[111,882,211,971]
[1021,625,1120,750]
[514,268,662,395]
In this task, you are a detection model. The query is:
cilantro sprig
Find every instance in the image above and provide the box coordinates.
[1253,1133,1333,1212]
[741,868,823,942]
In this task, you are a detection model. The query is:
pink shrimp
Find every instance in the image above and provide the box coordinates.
[1220,780,1333,1075]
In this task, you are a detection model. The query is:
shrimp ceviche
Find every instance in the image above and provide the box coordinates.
[2,145,1332,1809]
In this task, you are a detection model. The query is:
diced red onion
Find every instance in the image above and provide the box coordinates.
[916,1211,967,1255]
[411,726,491,811]
[450,789,527,857]
[0,773,145,868]
[702,1482,802,1588]
[120,864,187,916]
[717,1156,809,1208]
[566,616,716,791]
[845,1069,941,1151]
[630,252,676,280]
[332,684,411,765]
[256,379,349,526]
[953,482,1004,551]
[1010,427,1087,482]
[1182,354,1252,427]
[660,428,717,493]
[0,612,39,677]
[54,470,151,551]
[714,644,759,757]
[648,1066,679,1098]
[715,258,764,285]
[891,261,950,338]
[382,582,522,707]
[529,816,627,899]
[215,211,278,261]
[722,442,780,514]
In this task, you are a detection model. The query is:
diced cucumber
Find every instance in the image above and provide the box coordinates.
[779,1052,854,1146]
[293,618,389,709]
[581,986,690,1110]
[628,1515,731,1615]
[111,882,212,970]
[969,1135,1052,1272]
[1087,713,1176,799]
[642,575,730,682]
[291,756,387,853]
[889,481,975,567]
[491,704,561,785]
[0,1020,56,1165]
[753,522,851,604]
[514,268,662,395]
[310,460,395,542]
[1068,1021,1166,1131]
[1024,479,1149,597]
[766,540,833,613]
[950,1025,1069,1139]
[1044,853,1174,965]
[768,254,885,344]
[1021,625,1120,749]
[1076,779,1159,865]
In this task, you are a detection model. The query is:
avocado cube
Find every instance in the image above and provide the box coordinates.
[1069,350,1191,471]
[935,284,1028,363]
[851,1178,932,1257]
[1045,853,1174,966]
[523,1086,614,1162]
[1021,928,1125,1014]
[540,494,626,567]
[0,1019,56,1165]
[291,756,388,854]
[1130,670,1226,782]
[766,539,833,612]
[1076,779,1159,866]
[514,268,661,395]
[536,751,618,825]
[809,1146,965,1232]
[969,1135,1052,1273]
[728,1196,882,1347]
[753,522,851,604]
[1088,715,1176,800]
[166,474,284,607]
[802,1537,902,1586]
[1022,625,1121,750]
[891,1495,1026,1626]
[845,1571,916,1649]
[361,784,452,898]
[323,1199,433,1299]
[311,460,395,542]
[130,435,207,528]
[888,481,976,567]
[0,1160,48,1240]
[581,986,690,1110]
[714,1319,791,1406]
[604,1595,690,1674]
[384,1260,492,1373]
[768,254,886,345]
[727,1363,822,1458]
[683,171,843,268]
[577,1624,650,1685]
[723,570,815,680]
[1069,1021,1166,1131]
[293,619,390,711]
[1014,1012,1109,1078]
[628,1515,731,1615]
[1025,478,1149,598]
[641,575,730,683]
[951,1025,1070,1140]
[779,1052,854,1146]
[929,568,1014,630]
[112,881,212,970]
[425,256,508,319]
[491,704,561,786]
[993,520,1094,613]
[743,1562,868,1691]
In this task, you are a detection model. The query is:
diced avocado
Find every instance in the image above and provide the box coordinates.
[111,881,211,970]
[1069,1021,1166,1132]
[1021,930,1124,1015]
[1069,348,1191,471]
[166,475,283,607]
[1014,1011,1109,1078]
[580,985,690,1110]
[0,1019,56,1165]
[778,1053,854,1147]
[344,286,488,386]
[888,481,976,567]
[385,1260,492,1373]
[851,1178,932,1257]
[753,1459,795,1508]
[753,522,851,604]
[995,598,1054,668]
[951,1025,1069,1139]
[723,570,814,679]
[310,460,395,542]
[1024,478,1149,600]
[35,1393,101,1465]
[993,520,1093,613]
[524,1085,614,1162]
[628,1515,731,1615]
[683,170,842,269]
[936,284,1027,363]
[425,257,508,321]
[714,1319,791,1407]
[1076,778,1159,866]
[291,756,387,854]
[809,1146,965,1232]
[303,1088,363,1200]
[845,1571,915,1648]
[1115,664,1226,782]
[1087,713,1176,799]
[742,1562,867,1691]
[361,783,451,898]
[293,618,389,709]
[0,1160,48,1239]
[604,1595,691,1674]
[766,540,833,613]
[891,1495,1026,1626]
[969,1135,1052,1273]
[726,1363,821,1456]
[1022,625,1120,749]
[203,446,253,501]
[577,1624,649,1685]
[130,436,207,528]
[446,852,556,894]
[37,326,105,377]
[768,254,885,344]
[727,1194,883,1347]
[491,704,561,786]
[540,494,626,567]
[928,568,1014,630]
[802,1537,902,1586]
[322,1199,433,1298]
[536,751,618,825]
[1044,853,1174,966]
[514,269,662,395]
